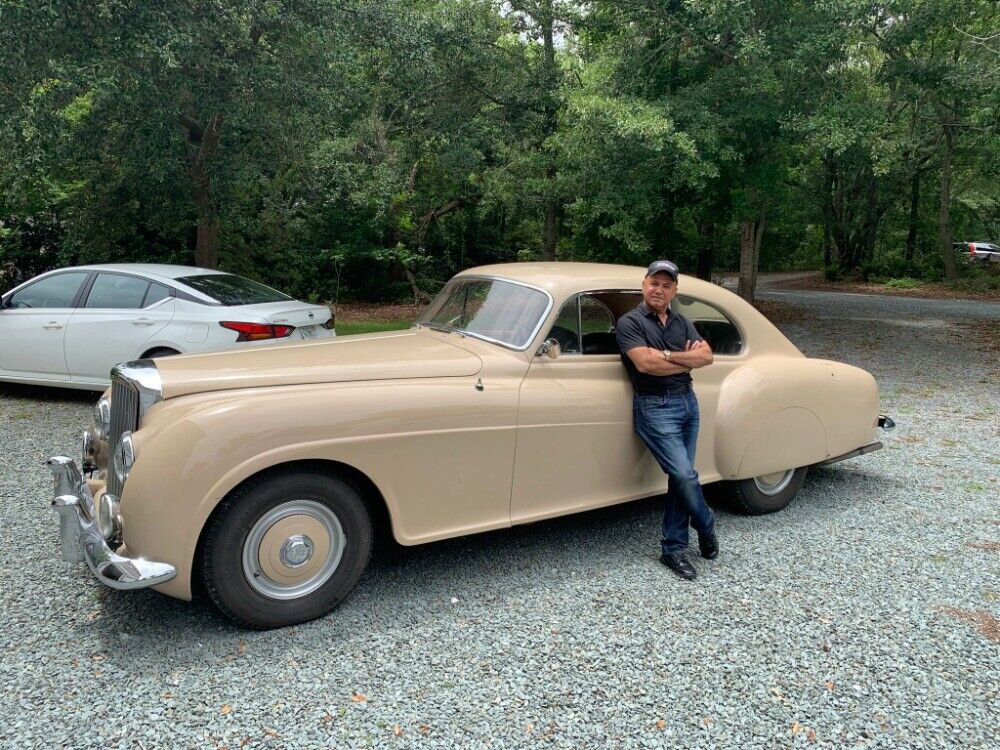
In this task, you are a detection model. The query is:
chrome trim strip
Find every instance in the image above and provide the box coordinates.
[814,441,883,467]
[46,456,176,589]
[110,360,163,421]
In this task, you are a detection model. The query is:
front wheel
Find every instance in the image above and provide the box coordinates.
[201,470,373,629]
[722,467,808,515]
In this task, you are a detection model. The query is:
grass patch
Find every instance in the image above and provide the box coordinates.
[883,276,922,289]
[335,320,412,336]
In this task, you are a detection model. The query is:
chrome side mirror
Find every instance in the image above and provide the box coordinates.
[536,338,561,360]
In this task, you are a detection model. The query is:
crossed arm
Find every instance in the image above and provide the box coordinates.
[625,339,714,376]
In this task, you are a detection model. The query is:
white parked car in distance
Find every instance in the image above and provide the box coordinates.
[0,264,335,390]
[954,241,1000,265]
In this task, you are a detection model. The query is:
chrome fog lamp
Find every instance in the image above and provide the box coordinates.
[81,429,97,473]
[97,492,123,544]
[94,396,111,440]
[113,431,135,485]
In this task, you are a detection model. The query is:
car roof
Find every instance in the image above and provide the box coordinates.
[455,262,802,356]
[70,263,226,282]
[456,262,727,305]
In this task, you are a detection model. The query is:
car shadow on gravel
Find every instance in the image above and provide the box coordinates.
[78,464,894,664]
[0,382,96,404]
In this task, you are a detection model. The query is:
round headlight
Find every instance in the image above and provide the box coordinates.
[113,431,135,485]
[94,396,111,440]
[97,492,122,544]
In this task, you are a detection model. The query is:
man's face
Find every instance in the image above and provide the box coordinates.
[642,272,678,313]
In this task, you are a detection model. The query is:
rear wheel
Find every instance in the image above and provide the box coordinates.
[722,467,808,515]
[201,470,373,629]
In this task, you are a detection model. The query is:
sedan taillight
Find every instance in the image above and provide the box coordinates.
[220,321,296,342]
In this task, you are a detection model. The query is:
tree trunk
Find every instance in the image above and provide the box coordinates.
[539,0,559,261]
[738,221,755,301]
[905,171,920,264]
[401,263,432,305]
[938,124,958,282]
[695,221,715,281]
[738,212,765,301]
[753,214,765,287]
[821,150,840,270]
[542,166,558,261]
[180,113,223,269]
[652,194,675,258]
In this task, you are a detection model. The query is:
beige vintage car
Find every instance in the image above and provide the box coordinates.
[48,263,893,628]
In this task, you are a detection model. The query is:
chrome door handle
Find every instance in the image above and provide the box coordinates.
[43,321,64,330]
[131,318,155,326]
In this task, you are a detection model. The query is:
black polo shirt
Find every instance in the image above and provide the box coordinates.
[616,302,704,394]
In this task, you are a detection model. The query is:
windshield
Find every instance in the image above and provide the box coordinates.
[420,277,551,349]
[177,274,292,305]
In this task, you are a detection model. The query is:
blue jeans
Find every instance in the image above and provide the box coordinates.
[633,391,716,555]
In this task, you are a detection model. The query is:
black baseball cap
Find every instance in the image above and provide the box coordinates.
[645,260,679,280]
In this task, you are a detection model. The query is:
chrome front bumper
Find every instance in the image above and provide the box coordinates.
[46,456,176,590]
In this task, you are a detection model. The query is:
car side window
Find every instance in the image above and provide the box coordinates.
[673,295,744,355]
[7,272,89,309]
[85,273,151,309]
[143,283,171,308]
[544,294,619,356]
[546,298,581,354]
[580,296,619,354]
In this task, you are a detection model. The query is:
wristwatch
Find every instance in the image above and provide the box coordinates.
[662,349,671,361]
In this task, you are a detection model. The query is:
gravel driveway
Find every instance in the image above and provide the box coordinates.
[2,290,997,749]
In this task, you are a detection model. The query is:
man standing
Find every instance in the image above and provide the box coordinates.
[616,260,718,580]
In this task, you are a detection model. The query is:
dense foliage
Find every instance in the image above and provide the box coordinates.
[1,1,997,301]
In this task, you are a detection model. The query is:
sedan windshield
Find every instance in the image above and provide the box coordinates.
[420,277,550,349]
[177,274,291,305]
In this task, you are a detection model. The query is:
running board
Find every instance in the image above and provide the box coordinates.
[814,441,883,467]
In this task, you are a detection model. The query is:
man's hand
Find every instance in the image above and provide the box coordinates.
[665,339,714,369]
[626,347,691,376]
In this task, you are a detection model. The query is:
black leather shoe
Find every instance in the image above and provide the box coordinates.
[659,553,696,580]
[699,532,719,560]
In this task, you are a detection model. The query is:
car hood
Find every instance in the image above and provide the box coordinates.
[153,329,483,398]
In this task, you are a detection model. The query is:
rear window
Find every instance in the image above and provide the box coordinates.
[177,274,291,305]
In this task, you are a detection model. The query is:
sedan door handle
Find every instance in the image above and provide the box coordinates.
[131,318,156,326]
[42,321,64,330]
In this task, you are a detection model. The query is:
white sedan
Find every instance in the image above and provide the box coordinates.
[0,264,335,390]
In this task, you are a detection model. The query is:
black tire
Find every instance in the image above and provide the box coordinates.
[144,347,180,359]
[201,469,373,629]
[722,467,808,515]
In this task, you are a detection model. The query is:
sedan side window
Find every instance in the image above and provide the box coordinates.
[7,272,89,309]
[85,273,151,309]
[674,295,744,355]
[143,283,171,308]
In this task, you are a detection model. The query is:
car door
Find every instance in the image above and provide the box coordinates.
[511,290,748,523]
[0,271,91,381]
[64,273,176,384]
[511,292,662,523]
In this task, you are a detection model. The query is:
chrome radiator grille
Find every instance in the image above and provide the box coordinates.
[107,377,140,497]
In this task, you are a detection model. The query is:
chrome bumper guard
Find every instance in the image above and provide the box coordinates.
[46,456,176,590]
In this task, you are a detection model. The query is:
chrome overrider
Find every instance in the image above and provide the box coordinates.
[46,456,176,590]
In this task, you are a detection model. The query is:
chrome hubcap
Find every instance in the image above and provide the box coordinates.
[242,500,345,601]
[280,535,314,567]
[753,469,795,496]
